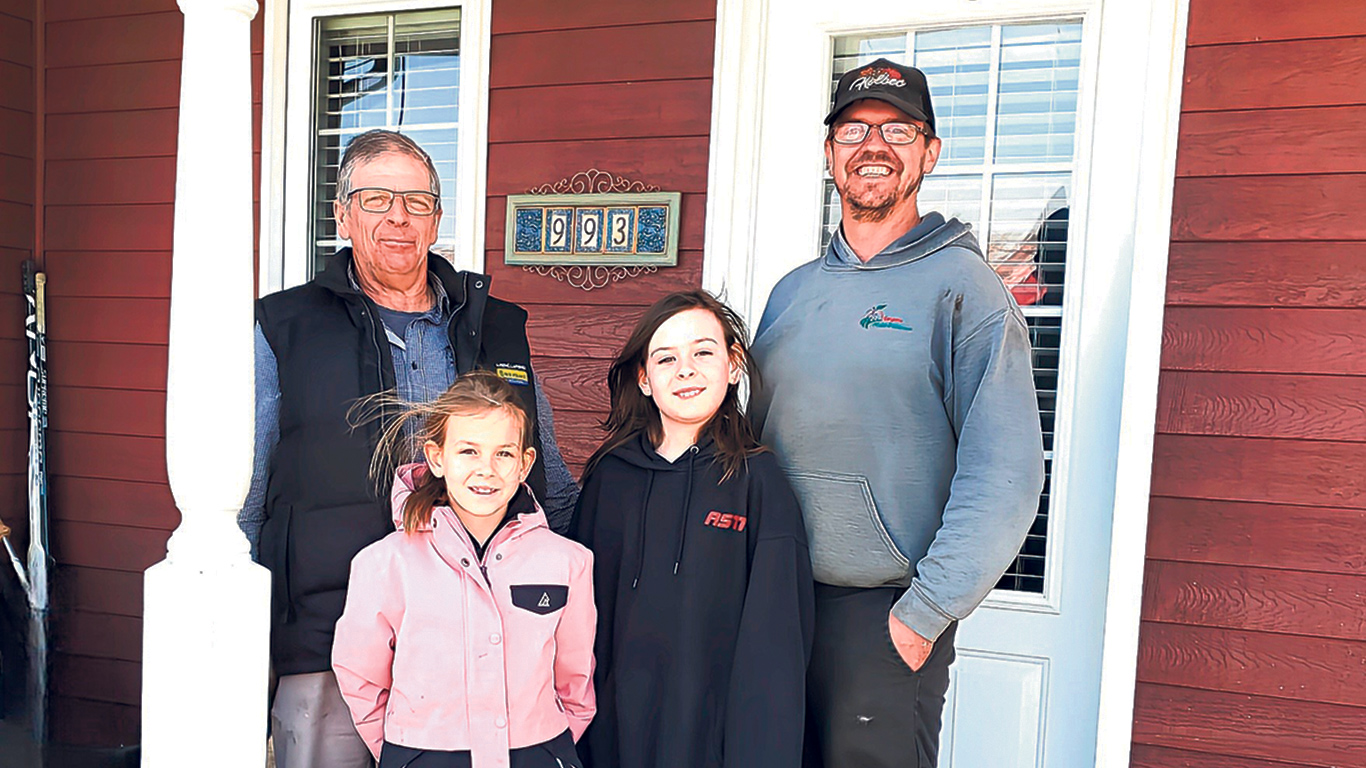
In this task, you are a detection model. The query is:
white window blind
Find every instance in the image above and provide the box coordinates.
[823,21,1082,593]
[311,9,462,276]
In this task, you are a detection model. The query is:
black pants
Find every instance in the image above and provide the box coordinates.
[804,584,957,768]
[379,730,580,768]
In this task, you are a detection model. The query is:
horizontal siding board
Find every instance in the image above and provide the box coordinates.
[45,203,174,251]
[1172,174,1366,242]
[45,109,179,159]
[0,153,34,203]
[1131,744,1310,768]
[487,249,704,305]
[45,297,169,345]
[0,383,20,430]
[524,303,647,358]
[1131,683,1366,767]
[1176,106,1366,178]
[49,696,139,749]
[52,609,141,662]
[1182,38,1366,113]
[50,476,178,530]
[0,0,36,21]
[1156,371,1366,442]
[1186,0,1366,45]
[45,0,176,21]
[549,409,606,470]
[52,519,169,573]
[1161,307,1366,376]
[0,427,22,470]
[45,250,173,298]
[1165,241,1366,308]
[58,565,145,617]
[45,156,176,205]
[0,59,33,111]
[486,137,712,196]
[1146,496,1366,575]
[0,106,36,159]
[46,11,182,69]
[45,60,181,113]
[1141,560,1366,640]
[1137,621,1366,707]
[490,22,715,88]
[52,653,141,706]
[489,79,713,143]
[0,13,32,69]
[47,341,167,390]
[1151,434,1366,509]
[0,199,34,248]
[49,386,167,437]
[534,356,611,412]
[51,431,166,485]
[492,0,715,34]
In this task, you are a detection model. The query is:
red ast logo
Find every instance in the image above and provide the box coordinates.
[703,511,748,532]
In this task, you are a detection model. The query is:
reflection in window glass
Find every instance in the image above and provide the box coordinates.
[312,9,461,276]
[825,21,1082,594]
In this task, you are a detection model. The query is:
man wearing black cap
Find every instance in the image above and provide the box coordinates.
[750,59,1045,767]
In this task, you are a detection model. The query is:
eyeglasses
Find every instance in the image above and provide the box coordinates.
[831,121,930,146]
[347,187,441,216]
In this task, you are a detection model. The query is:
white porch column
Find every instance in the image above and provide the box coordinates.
[142,1,268,766]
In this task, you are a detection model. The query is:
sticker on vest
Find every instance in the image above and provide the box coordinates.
[495,363,530,385]
[511,584,568,615]
[860,304,914,332]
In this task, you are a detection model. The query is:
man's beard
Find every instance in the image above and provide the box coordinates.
[840,156,922,223]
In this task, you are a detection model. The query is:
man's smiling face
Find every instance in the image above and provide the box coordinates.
[334,151,442,284]
[825,100,941,223]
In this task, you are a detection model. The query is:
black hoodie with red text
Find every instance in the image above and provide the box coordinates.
[570,432,815,768]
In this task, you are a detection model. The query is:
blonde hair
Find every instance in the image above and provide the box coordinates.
[356,371,533,533]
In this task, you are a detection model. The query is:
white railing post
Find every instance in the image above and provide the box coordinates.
[141,1,268,766]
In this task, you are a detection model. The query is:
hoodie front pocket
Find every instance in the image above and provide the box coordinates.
[786,470,909,586]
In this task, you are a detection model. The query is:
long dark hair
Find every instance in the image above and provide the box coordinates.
[585,290,765,481]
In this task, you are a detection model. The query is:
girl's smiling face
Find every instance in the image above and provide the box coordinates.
[423,407,536,532]
[639,308,741,448]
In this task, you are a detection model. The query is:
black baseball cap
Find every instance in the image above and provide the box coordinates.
[825,58,936,134]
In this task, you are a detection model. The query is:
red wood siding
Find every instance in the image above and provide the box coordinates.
[0,0,34,565]
[38,1,264,748]
[485,0,717,474]
[1135,1,1366,765]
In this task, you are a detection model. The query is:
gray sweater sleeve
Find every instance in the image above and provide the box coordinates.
[892,307,1046,640]
[533,373,580,534]
[238,323,280,562]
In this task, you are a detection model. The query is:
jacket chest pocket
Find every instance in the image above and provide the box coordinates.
[510,584,569,615]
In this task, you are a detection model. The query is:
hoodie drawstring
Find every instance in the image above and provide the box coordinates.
[630,472,655,589]
[672,445,699,575]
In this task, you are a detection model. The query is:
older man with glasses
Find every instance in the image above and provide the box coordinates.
[238,129,580,768]
[750,60,1045,767]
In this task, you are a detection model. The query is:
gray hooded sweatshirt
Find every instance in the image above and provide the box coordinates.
[750,213,1045,641]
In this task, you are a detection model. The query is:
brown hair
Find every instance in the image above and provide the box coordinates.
[585,290,765,482]
[359,371,533,534]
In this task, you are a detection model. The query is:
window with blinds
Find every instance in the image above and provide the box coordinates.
[822,22,1083,593]
[310,9,462,276]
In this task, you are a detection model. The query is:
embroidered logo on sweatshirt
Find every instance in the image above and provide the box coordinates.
[860,304,914,332]
[703,511,748,532]
[538,592,551,608]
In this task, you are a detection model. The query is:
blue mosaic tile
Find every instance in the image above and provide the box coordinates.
[513,208,543,253]
[545,208,574,252]
[575,208,605,253]
[637,206,667,254]
[604,208,636,253]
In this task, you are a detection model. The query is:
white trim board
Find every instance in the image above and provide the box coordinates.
[260,0,491,297]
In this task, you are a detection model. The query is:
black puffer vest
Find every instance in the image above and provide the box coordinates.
[257,248,546,675]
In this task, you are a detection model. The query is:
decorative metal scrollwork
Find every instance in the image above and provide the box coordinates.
[522,170,663,291]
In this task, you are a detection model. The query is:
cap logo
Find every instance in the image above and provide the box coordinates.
[851,66,906,92]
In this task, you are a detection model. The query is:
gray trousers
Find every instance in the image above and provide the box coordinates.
[272,671,375,768]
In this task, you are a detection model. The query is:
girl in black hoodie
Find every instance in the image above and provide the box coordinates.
[570,290,815,768]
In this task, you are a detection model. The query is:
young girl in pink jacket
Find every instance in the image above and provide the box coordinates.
[333,371,596,768]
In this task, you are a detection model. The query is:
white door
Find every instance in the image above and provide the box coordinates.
[704,0,1186,765]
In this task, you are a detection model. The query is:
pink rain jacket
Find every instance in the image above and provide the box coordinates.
[332,464,596,768]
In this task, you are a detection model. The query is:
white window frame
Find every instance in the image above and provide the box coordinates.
[260,0,491,296]
[704,0,1189,763]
